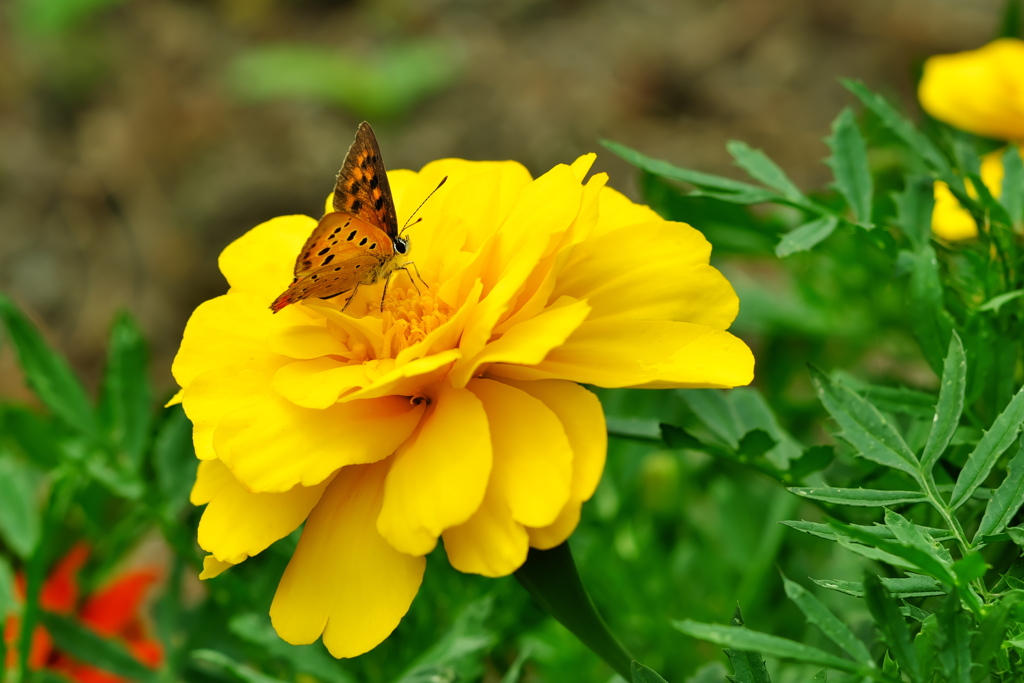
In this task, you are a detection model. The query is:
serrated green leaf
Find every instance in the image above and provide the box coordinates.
[788,446,834,481]
[0,295,96,437]
[825,107,873,225]
[883,509,952,567]
[894,177,935,252]
[922,331,966,472]
[1002,145,1024,224]
[726,140,805,202]
[950,384,1024,509]
[0,452,42,559]
[228,613,355,683]
[1007,526,1024,547]
[775,216,839,257]
[738,429,776,459]
[674,621,859,673]
[810,368,918,475]
[831,522,957,585]
[97,312,152,470]
[863,574,922,680]
[782,575,872,664]
[690,187,782,205]
[950,552,988,584]
[976,440,1024,540]
[782,520,954,543]
[843,80,949,174]
[812,575,945,599]
[395,596,497,683]
[630,661,669,683]
[601,140,775,196]
[678,389,742,447]
[906,246,954,374]
[660,423,703,450]
[40,611,159,683]
[859,385,935,418]
[788,487,926,507]
[811,670,826,682]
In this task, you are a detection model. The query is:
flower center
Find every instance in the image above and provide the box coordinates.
[380,286,452,357]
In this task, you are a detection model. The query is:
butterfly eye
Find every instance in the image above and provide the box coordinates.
[394,238,408,255]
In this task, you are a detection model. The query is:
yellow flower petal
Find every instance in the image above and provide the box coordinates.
[469,379,572,528]
[526,502,581,550]
[377,385,491,556]
[442,487,529,578]
[213,395,425,493]
[198,464,332,564]
[555,221,739,327]
[165,389,183,407]
[268,321,351,359]
[219,214,318,300]
[931,149,1008,241]
[491,319,754,389]
[449,296,591,388]
[183,359,286,460]
[200,555,235,580]
[270,462,426,659]
[190,458,234,506]
[919,38,1024,141]
[171,292,278,389]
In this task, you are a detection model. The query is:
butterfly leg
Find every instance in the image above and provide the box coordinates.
[379,271,394,312]
[399,261,428,292]
[340,283,361,312]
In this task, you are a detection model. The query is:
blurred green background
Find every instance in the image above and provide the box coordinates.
[0,0,1004,401]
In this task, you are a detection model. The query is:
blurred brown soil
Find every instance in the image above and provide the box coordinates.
[0,0,1004,401]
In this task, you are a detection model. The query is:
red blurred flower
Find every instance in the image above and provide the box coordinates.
[3,544,163,682]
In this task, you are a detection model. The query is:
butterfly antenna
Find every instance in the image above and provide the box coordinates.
[400,176,448,235]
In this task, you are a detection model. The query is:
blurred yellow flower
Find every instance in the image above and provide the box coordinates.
[919,38,1024,142]
[931,150,1005,241]
[172,154,753,658]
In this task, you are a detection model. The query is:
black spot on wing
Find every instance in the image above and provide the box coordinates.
[322,254,335,266]
[350,199,362,213]
[359,237,368,246]
[347,231,357,241]
[318,247,330,256]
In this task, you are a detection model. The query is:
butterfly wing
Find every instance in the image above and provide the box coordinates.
[333,122,399,239]
[269,213,394,312]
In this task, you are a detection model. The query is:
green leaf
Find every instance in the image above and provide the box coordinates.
[601,140,776,196]
[630,661,669,683]
[1001,145,1024,224]
[0,452,42,558]
[859,385,935,418]
[825,108,873,225]
[935,596,973,683]
[921,331,966,472]
[514,543,634,680]
[152,406,198,519]
[40,611,159,683]
[831,522,957,586]
[862,574,922,680]
[894,177,935,252]
[659,423,704,450]
[775,216,839,257]
[688,187,781,205]
[191,649,289,683]
[810,368,918,476]
[979,289,1024,312]
[950,552,988,584]
[722,607,772,683]
[788,487,927,507]
[782,520,953,543]
[97,312,152,469]
[975,440,1024,540]
[843,80,949,174]
[883,509,952,567]
[0,295,96,437]
[812,671,826,682]
[781,575,872,663]
[726,140,805,202]
[674,620,860,674]
[950,384,1024,510]
[738,429,776,459]
[678,389,742,448]
[812,574,945,599]
[906,246,954,374]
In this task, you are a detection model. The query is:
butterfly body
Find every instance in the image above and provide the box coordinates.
[271,122,407,314]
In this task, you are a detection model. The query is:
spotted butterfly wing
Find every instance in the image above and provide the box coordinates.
[270,123,401,313]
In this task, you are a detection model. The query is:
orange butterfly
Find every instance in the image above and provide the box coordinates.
[270,122,419,314]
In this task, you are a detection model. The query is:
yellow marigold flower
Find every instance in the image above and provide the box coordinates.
[919,38,1024,142]
[931,149,1005,241]
[172,153,754,658]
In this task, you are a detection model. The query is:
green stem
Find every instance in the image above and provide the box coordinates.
[514,542,635,680]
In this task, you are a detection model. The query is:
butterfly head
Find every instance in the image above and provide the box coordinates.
[394,235,410,255]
